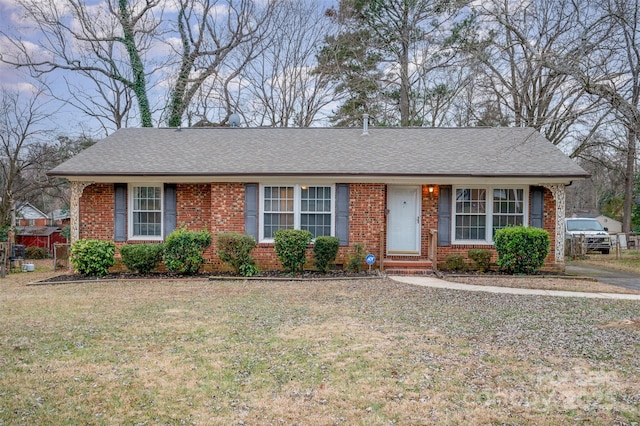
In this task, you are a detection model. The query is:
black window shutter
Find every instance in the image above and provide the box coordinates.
[336,184,349,246]
[114,183,127,242]
[164,184,177,238]
[530,186,544,228]
[245,183,258,240]
[437,185,452,246]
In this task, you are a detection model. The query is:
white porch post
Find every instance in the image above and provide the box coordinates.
[544,184,566,264]
[69,181,94,245]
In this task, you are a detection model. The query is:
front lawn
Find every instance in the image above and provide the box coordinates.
[1,275,639,425]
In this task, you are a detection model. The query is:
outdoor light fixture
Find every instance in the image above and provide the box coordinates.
[428,186,435,196]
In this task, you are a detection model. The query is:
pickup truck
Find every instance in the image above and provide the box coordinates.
[565,217,611,254]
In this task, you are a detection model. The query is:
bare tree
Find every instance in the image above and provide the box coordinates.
[465,0,606,150]
[163,0,276,127]
[0,0,163,127]
[57,73,136,136]
[236,1,337,127]
[0,88,56,227]
[541,0,640,232]
[2,0,281,129]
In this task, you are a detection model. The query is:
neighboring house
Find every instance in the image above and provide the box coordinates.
[47,127,589,273]
[16,202,49,227]
[49,208,71,227]
[595,215,622,233]
[15,226,67,253]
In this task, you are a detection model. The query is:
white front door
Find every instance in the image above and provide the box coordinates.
[387,186,421,255]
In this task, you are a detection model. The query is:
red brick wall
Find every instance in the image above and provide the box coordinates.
[176,184,211,230]
[343,183,386,260]
[79,183,115,241]
[78,182,560,273]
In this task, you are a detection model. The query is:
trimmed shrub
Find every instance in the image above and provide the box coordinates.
[120,243,164,274]
[313,236,340,273]
[274,229,313,273]
[345,243,366,273]
[163,228,212,275]
[494,226,550,274]
[70,239,116,277]
[468,249,491,273]
[216,233,259,276]
[443,253,466,272]
[26,246,48,259]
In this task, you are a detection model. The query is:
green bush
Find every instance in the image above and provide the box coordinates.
[345,243,366,273]
[216,233,259,276]
[0,226,9,242]
[70,239,116,277]
[61,225,70,241]
[120,243,164,274]
[26,246,48,259]
[313,236,340,273]
[468,249,491,273]
[274,229,313,273]
[163,228,212,275]
[443,253,466,271]
[494,226,550,274]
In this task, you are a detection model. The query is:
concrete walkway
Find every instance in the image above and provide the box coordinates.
[389,275,640,300]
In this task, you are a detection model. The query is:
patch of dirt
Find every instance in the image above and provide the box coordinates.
[34,269,380,283]
[599,318,640,330]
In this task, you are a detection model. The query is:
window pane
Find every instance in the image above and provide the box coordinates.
[492,188,524,236]
[455,188,486,241]
[301,213,331,238]
[132,186,162,237]
[263,186,295,237]
[263,185,333,239]
[264,213,294,239]
[300,186,332,237]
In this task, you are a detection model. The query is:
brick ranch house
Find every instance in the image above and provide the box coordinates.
[47,127,589,273]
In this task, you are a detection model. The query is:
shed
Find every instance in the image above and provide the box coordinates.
[16,226,68,254]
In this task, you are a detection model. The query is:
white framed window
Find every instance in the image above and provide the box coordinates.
[129,184,163,240]
[453,186,527,244]
[260,184,334,241]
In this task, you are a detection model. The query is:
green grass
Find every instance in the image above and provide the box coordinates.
[1,277,639,425]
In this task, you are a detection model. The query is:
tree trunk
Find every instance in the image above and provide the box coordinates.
[119,0,153,127]
[623,129,637,233]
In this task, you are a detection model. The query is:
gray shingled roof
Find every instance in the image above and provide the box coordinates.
[48,127,588,180]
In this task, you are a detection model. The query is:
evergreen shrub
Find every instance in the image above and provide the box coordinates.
[164,228,212,275]
[216,233,259,276]
[120,243,164,274]
[467,249,491,273]
[313,236,340,273]
[274,229,313,273]
[494,226,550,274]
[70,239,116,277]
